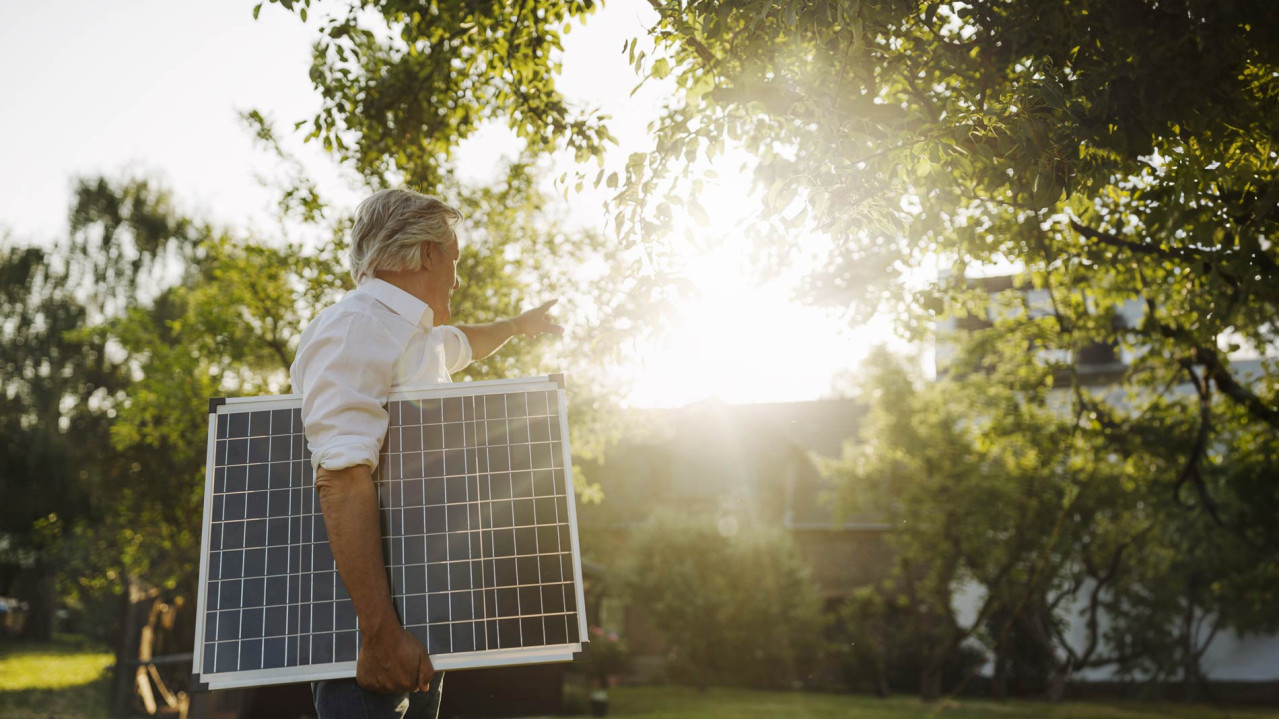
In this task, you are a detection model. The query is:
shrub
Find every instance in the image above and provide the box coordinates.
[615,513,823,689]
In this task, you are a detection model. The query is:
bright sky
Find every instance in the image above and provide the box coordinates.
[0,0,904,408]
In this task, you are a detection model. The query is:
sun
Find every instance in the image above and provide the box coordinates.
[622,173,898,408]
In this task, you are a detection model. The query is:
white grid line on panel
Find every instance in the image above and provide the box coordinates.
[505,393,524,648]
[307,464,315,670]
[482,410,496,650]
[207,564,573,606]
[204,605,577,648]
[463,402,477,651]
[287,429,297,670]
[526,428,545,642]
[546,408,569,642]
[206,458,564,496]
[208,532,570,567]
[212,436,227,674]
[421,408,434,644]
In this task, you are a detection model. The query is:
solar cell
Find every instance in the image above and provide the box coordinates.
[193,376,588,690]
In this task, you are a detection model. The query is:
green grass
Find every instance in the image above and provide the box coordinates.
[2,642,1276,719]
[607,686,1279,719]
[0,636,113,719]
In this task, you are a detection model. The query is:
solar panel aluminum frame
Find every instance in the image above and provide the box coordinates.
[192,375,589,691]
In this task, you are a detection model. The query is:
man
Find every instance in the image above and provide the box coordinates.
[289,188,563,719]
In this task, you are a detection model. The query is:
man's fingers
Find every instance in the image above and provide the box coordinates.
[516,300,564,338]
[417,651,435,692]
[524,321,564,338]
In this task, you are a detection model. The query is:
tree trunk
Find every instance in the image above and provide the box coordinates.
[992,642,1008,700]
[920,661,943,701]
[18,565,57,641]
[1182,575,1200,704]
[873,647,891,698]
[1182,634,1200,702]
[1045,660,1070,702]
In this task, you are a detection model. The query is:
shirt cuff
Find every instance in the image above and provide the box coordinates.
[311,438,381,473]
[442,324,473,374]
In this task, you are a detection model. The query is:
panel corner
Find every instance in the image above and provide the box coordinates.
[572,642,591,663]
[208,397,227,414]
[549,373,566,389]
[189,674,210,693]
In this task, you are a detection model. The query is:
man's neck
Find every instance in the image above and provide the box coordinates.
[373,270,430,305]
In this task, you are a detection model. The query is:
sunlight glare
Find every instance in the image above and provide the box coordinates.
[624,224,896,408]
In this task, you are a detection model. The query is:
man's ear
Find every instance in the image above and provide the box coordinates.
[419,241,433,270]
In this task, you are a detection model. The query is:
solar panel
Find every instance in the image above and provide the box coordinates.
[192,375,588,691]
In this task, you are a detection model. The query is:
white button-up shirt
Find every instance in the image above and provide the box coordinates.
[289,278,472,472]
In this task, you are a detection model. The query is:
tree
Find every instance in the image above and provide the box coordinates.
[0,177,205,638]
[620,0,1279,522]
[1087,396,1279,698]
[616,512,824,689]
[265,0,1278,530]
[828,348,1279,700]
[258,0,612,190]
[824,349,1084,699]
[0,241,107,639]
[610,2,1279,696]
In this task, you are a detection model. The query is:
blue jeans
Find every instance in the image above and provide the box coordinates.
[312,671,444,719]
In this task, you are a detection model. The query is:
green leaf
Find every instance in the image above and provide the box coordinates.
[688,198,710,227]
[652,58,671,80]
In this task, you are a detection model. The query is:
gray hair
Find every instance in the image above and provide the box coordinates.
[349,188,463,283]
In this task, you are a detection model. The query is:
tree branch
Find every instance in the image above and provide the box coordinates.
[1070,219,1279,291]
[1194,344,1279,429]
[1173,361,1223,526]
[1069,219,1223,266]
[646,0,716,69]
[1148,320,1279,430]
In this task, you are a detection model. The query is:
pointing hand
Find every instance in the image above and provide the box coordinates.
[512,299,565,339]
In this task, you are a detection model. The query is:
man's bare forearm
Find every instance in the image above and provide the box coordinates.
[315,464,434,692]
[458,320,518,361]
[458,299,564,361]
[315,465,398,640]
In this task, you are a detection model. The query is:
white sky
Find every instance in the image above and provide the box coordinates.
[0,0,906,407]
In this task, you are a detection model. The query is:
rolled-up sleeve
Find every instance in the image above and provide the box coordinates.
[292,311,397,473]
[439,325,473,374]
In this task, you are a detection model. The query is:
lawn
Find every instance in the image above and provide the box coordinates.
[607,686,1279,719]
[0,636,113,719]
[2,642,1277,719]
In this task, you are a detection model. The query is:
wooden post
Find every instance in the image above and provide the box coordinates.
[110,576,157,717]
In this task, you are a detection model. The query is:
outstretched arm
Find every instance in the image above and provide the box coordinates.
[458,299,564,361]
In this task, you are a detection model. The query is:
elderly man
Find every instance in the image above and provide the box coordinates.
[289,188,563,719]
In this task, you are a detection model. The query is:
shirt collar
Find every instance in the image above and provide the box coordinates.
[358,277,435,329]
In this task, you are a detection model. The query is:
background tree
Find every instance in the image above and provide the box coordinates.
[0,178,203,639]
[0,241,109,639]
[824,349,1083,699]
[829,347,1279,700]
[616,512,824,690]
[620,0,1278,520]
[260,0,613,189]
[267,0,1278,528]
